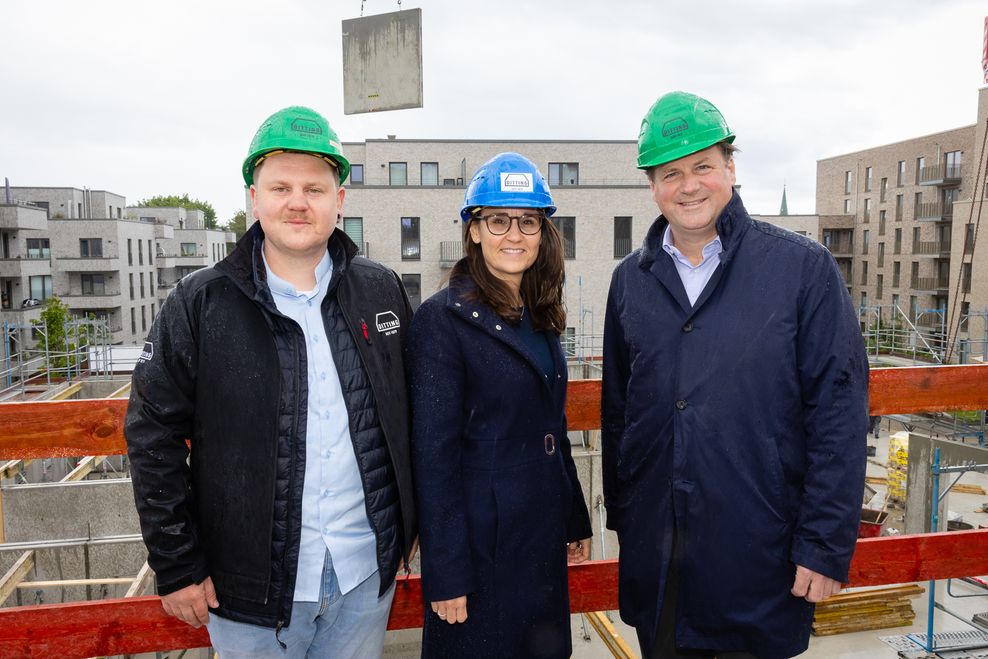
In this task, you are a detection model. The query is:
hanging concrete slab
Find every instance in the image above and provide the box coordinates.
[342,9,423,115]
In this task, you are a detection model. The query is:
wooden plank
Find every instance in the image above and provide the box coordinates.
[16,578,134,589]
[0,551,34,606]
[1,459,27,480]
[847,528,988,586]
[49,382,84,401]
[869,363,988,415]
[584,611,638,659]
[108,382,131,399]
[125,562,154,598]
[566,379,601,431]
[0,399,127,459]
[60,456,106,483]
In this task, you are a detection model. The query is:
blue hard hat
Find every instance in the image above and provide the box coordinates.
[460,152,556,222]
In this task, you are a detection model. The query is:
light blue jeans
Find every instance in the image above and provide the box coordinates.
[207,552,395,658]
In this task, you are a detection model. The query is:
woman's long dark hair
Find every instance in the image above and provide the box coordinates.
[450,214,566,333]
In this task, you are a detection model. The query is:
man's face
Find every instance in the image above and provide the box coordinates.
[648,145,736,243]
[250,151,344,263]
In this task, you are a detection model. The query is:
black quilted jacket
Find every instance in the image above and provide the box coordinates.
[125,222,415,628]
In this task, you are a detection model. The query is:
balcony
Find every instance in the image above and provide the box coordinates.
[57,257,119,272]
[825,240,854,257]
[59,291,126,309]
[911,239,951,257]
[918,163,962,186]
[915,200,953,222]
[0,203,48,231]
[0,257,51,279]
[911,276,949,293]
[440,240,463,268]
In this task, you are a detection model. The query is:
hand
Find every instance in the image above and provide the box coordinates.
[407,536,419,568]
[567,537,591,564]
[160,577,219,628]
[791,565,842,603]
[431,595,468,624]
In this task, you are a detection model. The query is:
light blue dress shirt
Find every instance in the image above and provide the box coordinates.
[262,246,377,601]
[661,225,723,306]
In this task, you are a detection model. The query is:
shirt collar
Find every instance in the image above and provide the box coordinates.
[661,225,723,267]
[261,242,333,300]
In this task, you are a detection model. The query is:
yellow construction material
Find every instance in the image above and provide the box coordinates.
[584,611,638,659]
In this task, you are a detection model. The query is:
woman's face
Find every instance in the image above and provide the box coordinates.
[468,207,542,287]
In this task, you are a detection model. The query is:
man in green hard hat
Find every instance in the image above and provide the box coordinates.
[601,92,868,658]
[126,106,416,657]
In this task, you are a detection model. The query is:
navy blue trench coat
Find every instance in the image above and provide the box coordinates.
[602,193,868,659]
[408,277,593,658]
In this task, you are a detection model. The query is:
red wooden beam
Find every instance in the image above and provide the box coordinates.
[869,363,988,416]
[3,531,988,658]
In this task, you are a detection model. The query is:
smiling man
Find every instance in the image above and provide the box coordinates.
[601,92,868,659]
[125,106,416,658]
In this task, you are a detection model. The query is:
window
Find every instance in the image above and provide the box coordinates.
[127,239,133,265]
[29,275,52,301]
[614,216,633,259]
[138,239,143,265]
[910,261,919,287]
[895,194,903,221]
[860,260,868,285]
[945,150,961,178]
[915,157,925,183]
[961,263,972,294]
[420,162,439,186]
[897,160,906,186]
[965,223,975,253]
[549,163,579,186]
[79,238,103,258]
[879,210,886,236]
[862,229,869,254]
[843,199,852,214]
[877,242,885,267]
[844,170,853,194]
[860,291,868,309]
[131,308,136,335]
[129,273,134,300]
[400,217,420,260]
[880,177,888,202]
[864,167,872,192]
[914,192,922,215]
[402,274,422,311]
[893,261,901,287]
[140,273,145,299]
[81,274,105,296]
[550,216,576,259]
[180,242,197,256]
[343,217,364,253]
[909,296,918,321]
[563,327,576,357]
[892,293,900,312]
[894,228,902,254]
[389,162,408,186]
[148,239,153,265]
[26,238,49,259]
[350,164,364,185]
[862,198,871,222]
[150,272,155,295]
[876,274,883,300]
[151,303,156,319]
[142,306,147,333]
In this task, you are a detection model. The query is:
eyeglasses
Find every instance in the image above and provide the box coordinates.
[476,212,544,236]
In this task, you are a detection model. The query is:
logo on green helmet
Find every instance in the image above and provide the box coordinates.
[290,118,323,135]
[661,118,689,138]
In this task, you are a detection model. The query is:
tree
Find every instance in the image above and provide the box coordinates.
[136,194,218,229]
[34,297,88,374]
[223,210,248,240]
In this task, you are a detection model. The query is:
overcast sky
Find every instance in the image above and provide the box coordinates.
[1,0,985,223]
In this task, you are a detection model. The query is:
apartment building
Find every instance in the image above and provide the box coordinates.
[325,139,658,344]
[816,86,988,360]
[0,187,233,353]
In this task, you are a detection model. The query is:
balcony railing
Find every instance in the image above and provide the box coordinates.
[825,240,854,256]
[439,240,463,268]
[911,239,951,256]
[911,276,949,291]
[918,163,962,186]
[915,200,953,221]
[1,365,988,657]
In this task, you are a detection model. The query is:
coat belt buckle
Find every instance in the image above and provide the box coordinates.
[544,433,556,455]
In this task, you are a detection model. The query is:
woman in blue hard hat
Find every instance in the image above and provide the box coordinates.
[407,152,593,658]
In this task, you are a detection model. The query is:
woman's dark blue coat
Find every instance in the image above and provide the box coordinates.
[408,276,592,658]
[601,193,869,659]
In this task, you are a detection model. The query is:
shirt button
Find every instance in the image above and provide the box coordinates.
[323,411,331,419]
[676,399,688,410]
[320,372,327,380]
[322,488,330,497]
[683,322,694,333]
[323,450,331,458]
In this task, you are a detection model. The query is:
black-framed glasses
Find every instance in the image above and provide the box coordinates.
[476,212,544,235]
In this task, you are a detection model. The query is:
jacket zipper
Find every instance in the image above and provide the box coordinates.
[276,328,304,637]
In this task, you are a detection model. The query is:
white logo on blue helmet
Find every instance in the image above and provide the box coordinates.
[500,172,533,193]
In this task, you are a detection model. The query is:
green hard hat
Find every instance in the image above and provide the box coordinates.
[637,91,735,169]
[242,106,351,186]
